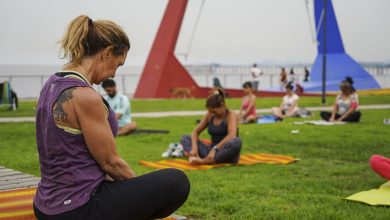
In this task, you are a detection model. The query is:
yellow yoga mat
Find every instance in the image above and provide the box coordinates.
[139,153,298,171]
[345,181,390,206]
[0,187,184,220]
[0,188,36,220]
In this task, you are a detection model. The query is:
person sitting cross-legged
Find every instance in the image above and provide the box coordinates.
[272,82,300,119]
[102,79,137,135]
[180,88,242,165]
[239,81,257,124]
[320,78,361,122]
[33,15,189,220]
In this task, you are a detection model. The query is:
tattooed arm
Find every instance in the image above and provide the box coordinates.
[52,87,80,129]
[53,87,135,180]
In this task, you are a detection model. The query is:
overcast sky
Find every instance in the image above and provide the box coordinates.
[0,0,389,66]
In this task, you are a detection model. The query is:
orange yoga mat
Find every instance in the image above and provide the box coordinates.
[0,188,183,220]
[0,188,36,220]
[140,153,298,171]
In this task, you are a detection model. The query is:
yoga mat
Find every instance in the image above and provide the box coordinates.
[0,187,185,220]
[294,120,346,126]
[345,181,390,206]
[0,188,36,220]
[140,153,298,171]
[256,115,278,124]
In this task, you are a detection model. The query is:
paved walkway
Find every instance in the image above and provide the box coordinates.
[0,104,389,123]
[0,166,40,190]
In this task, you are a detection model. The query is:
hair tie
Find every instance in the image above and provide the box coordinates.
[88,18,93,26]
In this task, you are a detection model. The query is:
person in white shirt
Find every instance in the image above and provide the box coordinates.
[272,82,300,119]
[250,63,262,91]
[102,79,137,135]
[289,68,296,85]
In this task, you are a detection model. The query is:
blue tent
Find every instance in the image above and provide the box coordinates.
[303,0,380,92]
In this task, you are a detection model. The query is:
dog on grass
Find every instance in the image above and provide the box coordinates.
[170,87,194,99]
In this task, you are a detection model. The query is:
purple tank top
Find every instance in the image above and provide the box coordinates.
[33,72,118,215]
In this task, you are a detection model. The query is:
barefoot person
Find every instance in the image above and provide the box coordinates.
[239,81,257,124]
[102,79,137,135]
[180,89,242,165]
[33,15,189,220]
[320,78,361,122]
[272,82,300,119]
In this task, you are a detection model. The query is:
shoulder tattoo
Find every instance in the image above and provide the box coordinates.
[53,87,76,123]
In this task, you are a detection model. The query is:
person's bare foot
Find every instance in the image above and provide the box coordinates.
[189,157,204,165]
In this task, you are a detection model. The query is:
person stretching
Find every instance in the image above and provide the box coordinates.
[102,79,137,135]
[370,155,390,180]
[33,15,189,220]
[272,82,300,119]
[181,89,242,165]
[239,81,257,124]
[320,78,361,122]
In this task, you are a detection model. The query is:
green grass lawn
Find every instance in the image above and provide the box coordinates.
[1,94,390,117]
[1,108,390,219]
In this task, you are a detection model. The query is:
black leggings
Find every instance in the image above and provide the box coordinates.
[34,169,190,220]
[320,111,361,122]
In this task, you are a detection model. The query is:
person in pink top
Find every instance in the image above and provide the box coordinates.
[239,82,257,124]
[370,155,390,180]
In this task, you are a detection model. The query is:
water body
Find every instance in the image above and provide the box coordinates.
[1,64,389,99]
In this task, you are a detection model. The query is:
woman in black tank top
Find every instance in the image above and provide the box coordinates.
[180,89,242,165]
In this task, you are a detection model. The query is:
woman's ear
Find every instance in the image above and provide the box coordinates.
[102,46,114,61]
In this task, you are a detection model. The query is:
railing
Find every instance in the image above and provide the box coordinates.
[186,64,390,90]
[0,73,141,99]
[1,64,389,99]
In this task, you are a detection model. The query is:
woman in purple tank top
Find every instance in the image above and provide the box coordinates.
[33,15,189,220]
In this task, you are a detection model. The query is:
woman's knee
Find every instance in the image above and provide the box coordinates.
[320,111,329,120]
[215,138,242,163]
[180,135,191,144]
[355,111,362,121]
[222,138,242,155]
[180,135,192,152]
[229,137,242,149]
[160,168,190,197]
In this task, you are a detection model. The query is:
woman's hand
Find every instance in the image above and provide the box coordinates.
[105,175,114,181]
[189,148,198,157]
[206,149,216,160]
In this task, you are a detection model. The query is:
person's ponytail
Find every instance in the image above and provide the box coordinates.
[59,15,130,68]
[206,88,226,108]
[60,15,91,67]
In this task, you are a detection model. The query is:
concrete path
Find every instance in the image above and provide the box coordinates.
[0,104,389,123]
[0,166,40,190]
